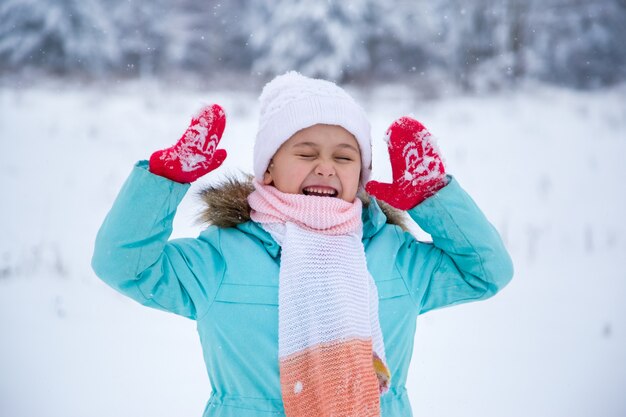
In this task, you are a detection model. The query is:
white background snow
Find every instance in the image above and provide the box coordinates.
[1,81,625,417]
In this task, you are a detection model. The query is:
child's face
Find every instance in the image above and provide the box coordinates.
[263,124,362,202]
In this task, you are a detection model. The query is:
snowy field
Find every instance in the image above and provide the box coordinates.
[1,81,625,417]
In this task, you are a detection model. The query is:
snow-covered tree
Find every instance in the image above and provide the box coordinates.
[0,0,119,75]
[427,0,514,90]
[170,0,252,73]
[246,0,380,81]
[527,0,626,87]
[360,1,439,80]
[428,0,626,90]
[109,0,176,77]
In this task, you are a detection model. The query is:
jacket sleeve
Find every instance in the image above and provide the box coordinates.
[393,176,514,314]
[91,161,225,320]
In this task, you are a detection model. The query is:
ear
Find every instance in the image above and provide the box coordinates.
[262,162,274,185]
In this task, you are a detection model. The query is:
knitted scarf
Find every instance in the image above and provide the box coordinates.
[248,181,391,417]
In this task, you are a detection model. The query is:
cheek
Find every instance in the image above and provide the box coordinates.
[274,163,310,192]
[284,164,310,181]
[341,166,362,189]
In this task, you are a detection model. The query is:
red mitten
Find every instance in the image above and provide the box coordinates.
[365,117,448,210]
[149,104,227,183]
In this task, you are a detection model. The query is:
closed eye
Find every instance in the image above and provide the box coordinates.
[336,156,354,161]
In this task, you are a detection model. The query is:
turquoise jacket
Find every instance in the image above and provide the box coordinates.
[92,161,513,417]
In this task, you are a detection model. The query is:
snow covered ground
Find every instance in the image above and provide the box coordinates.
[1,81,625,417]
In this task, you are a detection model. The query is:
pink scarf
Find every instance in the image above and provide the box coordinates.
[248,181,391,417]
[247,180,362,235]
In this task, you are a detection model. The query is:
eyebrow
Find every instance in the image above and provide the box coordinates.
[292,141,359,153]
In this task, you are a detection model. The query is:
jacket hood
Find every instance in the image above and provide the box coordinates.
[196,174,409,238]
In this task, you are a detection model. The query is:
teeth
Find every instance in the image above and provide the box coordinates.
[303,187,337,196]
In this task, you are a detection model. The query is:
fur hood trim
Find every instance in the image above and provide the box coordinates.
[197,174,409,231]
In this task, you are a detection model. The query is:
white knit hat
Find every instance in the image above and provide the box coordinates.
[253,71,372,184]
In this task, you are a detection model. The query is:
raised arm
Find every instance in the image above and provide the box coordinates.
[367,117,513,314]
[92,105,228,319]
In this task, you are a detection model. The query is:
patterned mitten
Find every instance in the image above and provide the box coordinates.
[366,117,448,210]
[149,104,227,183]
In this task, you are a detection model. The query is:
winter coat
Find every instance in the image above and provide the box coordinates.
[91,161,514,417]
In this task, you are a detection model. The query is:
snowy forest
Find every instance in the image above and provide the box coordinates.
[2,2,626,417]
[1,0,626,90]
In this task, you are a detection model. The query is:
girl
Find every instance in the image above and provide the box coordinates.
[92,71,513,417]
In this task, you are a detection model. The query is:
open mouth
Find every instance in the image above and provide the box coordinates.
[302,186,339,198]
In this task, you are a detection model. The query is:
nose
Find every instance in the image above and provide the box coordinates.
[314,160,336,177]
